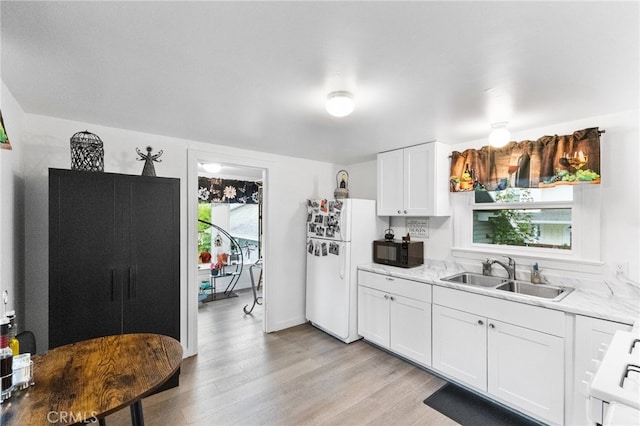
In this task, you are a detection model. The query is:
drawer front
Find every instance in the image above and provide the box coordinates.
[433,286,565,337]
[358,270,431,302]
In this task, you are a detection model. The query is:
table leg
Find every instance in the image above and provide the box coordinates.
[98,417,107,426]
[214,272,219,300]
[130,400,145,426]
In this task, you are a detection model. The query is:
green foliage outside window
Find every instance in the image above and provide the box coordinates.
[488,189,537,246]
[198,203,212,254]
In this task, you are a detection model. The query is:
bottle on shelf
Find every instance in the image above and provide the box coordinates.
[6,311,19,356]
[1,317,14,402]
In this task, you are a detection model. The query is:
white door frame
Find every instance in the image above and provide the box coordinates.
[185,149,271,357]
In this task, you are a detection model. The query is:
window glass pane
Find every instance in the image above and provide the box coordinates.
[473,208,572,250]
[475,186,573,204]
[198,203,260,263]
[229,204,259,261]
[197,203,212,256]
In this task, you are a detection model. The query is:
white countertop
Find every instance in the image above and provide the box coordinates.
[358,260,640,326]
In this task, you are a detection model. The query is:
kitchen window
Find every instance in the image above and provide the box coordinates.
[449,127,604,271]
[472,186,572,250]
[452,184,602,271]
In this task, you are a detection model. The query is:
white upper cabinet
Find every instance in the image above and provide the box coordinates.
[377,148,404,215]
[377,142,450,216]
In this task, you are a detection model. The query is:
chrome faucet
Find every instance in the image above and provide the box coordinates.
[482,256,516,280]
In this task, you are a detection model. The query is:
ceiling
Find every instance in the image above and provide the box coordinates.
[1,1,638,164]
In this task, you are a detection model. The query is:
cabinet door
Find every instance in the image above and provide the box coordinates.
[432,304,487,392]
[49,170,121,348]
[358,286,390,347]
[571,316,631,426]
[390,295,431,366]
[488,319,564,425]
[377,149,404,216]
[403,144,430,216]
[425,142,450,216]
[121,176,180,340]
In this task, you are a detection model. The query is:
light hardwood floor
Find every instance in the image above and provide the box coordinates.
[104,290,457,426]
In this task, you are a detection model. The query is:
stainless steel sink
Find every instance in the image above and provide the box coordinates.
[440,272,573,302]
[441,272,509,287]
[495,281,574,301]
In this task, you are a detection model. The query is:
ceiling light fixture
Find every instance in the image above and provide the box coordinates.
[489,122,511,148]
[326,91,355,117]
[202,163,222,173]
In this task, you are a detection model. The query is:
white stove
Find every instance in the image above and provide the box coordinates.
[587,326,640,425]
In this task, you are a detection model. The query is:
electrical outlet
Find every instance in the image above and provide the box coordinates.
[614,262,628,276]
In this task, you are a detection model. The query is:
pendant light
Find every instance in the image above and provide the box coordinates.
[489,122,511,148]
[326,91,355,117]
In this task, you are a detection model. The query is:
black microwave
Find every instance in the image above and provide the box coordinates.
[373,240,424,268]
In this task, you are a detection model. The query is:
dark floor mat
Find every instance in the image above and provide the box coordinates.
[423,383,543,426]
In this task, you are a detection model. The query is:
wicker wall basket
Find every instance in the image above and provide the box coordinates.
[70,130,104,172]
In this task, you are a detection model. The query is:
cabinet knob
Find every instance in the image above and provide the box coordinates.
[397,210,402,214]
[489,323,495,329]
[385,277,394,281]
[390,296,395,301]
[403,210,407,214]
[384,294,389,300]
[477,320,484,325]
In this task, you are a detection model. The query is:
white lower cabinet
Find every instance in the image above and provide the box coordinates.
[432,286,565,425]
[358,271,432,367]
[358,286,390,347]
[487,319,564,425]
[357,271,635,426]
[570,315,631,425]
[432,304,487,391]
[390,294,431,365]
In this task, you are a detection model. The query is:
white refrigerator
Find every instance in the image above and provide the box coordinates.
[305,198,385,343]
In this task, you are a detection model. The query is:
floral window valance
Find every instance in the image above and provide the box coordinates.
[449,127,602,192]
[198,176,261,204]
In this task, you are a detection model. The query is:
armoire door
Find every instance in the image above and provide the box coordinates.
[49,170,121,348]
[120,176,180,340]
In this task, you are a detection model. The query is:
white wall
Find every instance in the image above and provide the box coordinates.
[20,113,336,353]
[343,159,377,200]
[0,82,25,328]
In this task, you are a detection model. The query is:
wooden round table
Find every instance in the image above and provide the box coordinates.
[1,333,182,426]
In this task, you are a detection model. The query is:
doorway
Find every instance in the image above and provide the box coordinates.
[196,165,263,302]
[186,150,269,357]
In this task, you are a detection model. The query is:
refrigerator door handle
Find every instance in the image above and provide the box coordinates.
[338,202,346,241]
[339,242,346,279]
